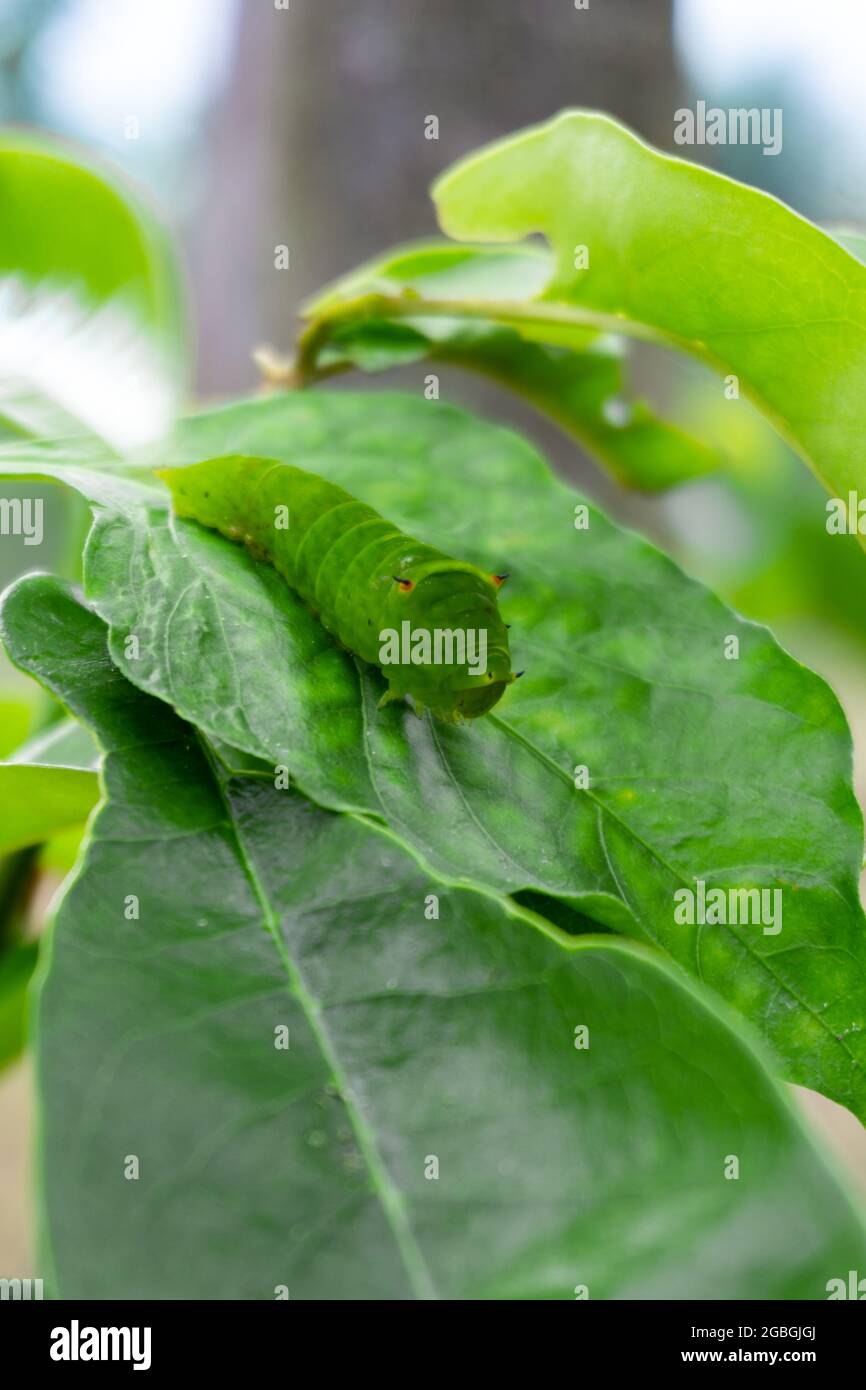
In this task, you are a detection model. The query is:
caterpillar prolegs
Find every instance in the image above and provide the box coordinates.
[158,455,515,723]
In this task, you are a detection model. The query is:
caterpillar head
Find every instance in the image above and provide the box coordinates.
[383,561,513,722]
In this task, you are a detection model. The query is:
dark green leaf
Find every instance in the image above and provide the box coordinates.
[7,574,866,1299]
[1,393,863,1119]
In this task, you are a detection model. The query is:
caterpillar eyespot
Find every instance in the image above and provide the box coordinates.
[158,454,515,723]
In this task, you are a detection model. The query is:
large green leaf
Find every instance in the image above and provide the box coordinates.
[7,573,866,1299]
[1,393,864,1122]
[0,131,187,446]
[431,112,866,501]
[299,243,719,490]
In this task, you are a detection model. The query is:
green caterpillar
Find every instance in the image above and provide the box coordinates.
[158,455,515,722]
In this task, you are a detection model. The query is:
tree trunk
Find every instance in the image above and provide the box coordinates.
[192,0,678,397]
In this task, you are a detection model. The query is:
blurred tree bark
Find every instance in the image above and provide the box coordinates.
[192,0,679,396]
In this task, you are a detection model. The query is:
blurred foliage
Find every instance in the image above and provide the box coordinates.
[0,124,187,1041]
[0,938,36,1071]
[0,128,188,443]
[666,376,866,654]
[0,720,98,855]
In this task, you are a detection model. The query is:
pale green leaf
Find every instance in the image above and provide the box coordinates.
[432,112,866,503]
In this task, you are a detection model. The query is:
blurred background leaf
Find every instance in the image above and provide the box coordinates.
[0,129,188,447]
[0,938,36,1071]
[0,718,97,854]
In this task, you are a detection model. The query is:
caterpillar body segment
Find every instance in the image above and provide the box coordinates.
[158,454,513,722]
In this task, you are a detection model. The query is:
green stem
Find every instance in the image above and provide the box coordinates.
[292,290,672,386]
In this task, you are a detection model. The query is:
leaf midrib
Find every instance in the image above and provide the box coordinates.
[201,737,440,1302]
